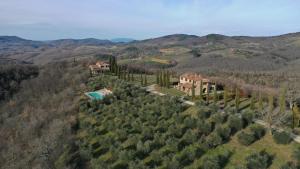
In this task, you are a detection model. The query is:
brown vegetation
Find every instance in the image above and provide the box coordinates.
[0,61,89,169]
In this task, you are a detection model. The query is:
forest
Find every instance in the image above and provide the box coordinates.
[0,64,38,101]
[0,61,89,169]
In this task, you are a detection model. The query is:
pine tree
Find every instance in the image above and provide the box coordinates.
[235,87,240,113]
[279,85,287,113]
[192,81,195,100]
[224,87,228,107]
[199,80,203,101]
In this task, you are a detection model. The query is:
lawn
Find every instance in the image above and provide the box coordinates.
[155,85,185,97]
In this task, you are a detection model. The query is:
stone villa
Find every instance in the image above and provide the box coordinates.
[176,73,220,96]
[89,61,110,74]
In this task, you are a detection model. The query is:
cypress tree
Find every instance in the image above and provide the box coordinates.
[213,85,218,104]
[109,56,112,72]
[156,71,159,84]
[144,74,147,86]
[162,70,166,87]
[131,73,134,81]
[199,80,203,101]
[192,81,195,100]
[279,85,287,113]
[224,87,228,107]
[111,56,115,73]
[258,91,263,112]
[235,87,240,113]
[167,71,171,88]
[117,67,121,79]
[122,71,125,80]
[206,86,210,104]
[293,104,300,128]
[250,91,256,110]
[114,64,118,75]
[140,74,143,86]
[268,94,274,113]
[127,71,130,81]
[159,71,163,87]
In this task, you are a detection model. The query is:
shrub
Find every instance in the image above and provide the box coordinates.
[237,131,256,146]
[198,121,212,135]
[202,156,221,169]
[249,124,265,139]
[201,149,231,169]
[241,111,254,126]
[292,147,300,165]
[272,130,292,144]
[216,125,231,141]
[175,147,196,166]
[211,113,227,124]
[246,150,273,169]
[206,132,223,148]
[228,115,243,133]
[198,109,211,119]
[183,117,197,129]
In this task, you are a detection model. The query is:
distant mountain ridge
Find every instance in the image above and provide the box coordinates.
[1,32,300,69]
[111,38,135,43]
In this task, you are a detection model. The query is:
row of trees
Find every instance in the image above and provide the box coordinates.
[108,56,149,86]
[190,81,290,115]
[156,70,171,88]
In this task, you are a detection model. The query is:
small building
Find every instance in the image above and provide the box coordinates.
[176,73,219,96]
[89,61,110,75]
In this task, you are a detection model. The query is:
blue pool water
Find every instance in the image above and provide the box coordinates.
[88,92,104,100]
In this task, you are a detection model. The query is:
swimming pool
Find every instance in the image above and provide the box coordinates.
[87,92,104,100]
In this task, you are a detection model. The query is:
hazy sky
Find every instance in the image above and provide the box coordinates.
[0,0,300,40]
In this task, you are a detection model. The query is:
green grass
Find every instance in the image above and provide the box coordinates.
[155,85,185,97]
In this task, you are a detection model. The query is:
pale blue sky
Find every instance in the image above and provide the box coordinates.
[0,0,300,40]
